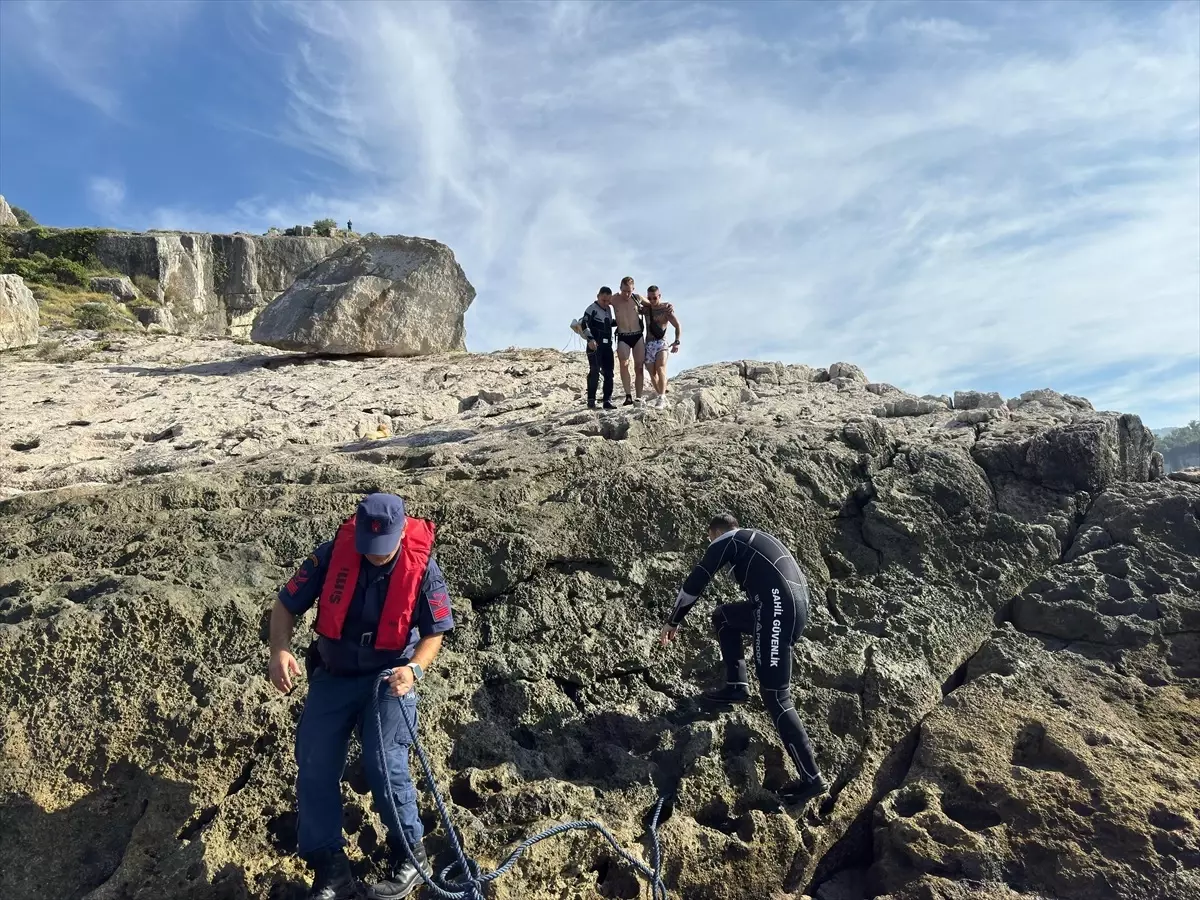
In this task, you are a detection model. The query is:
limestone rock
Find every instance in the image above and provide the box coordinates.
[88,275,140,302]
[0,274,38,349]
[952,390,1006,411]
[0,195,17,228]
[91,231,346,336]
[871,480,1200,900]
[132,305,176,332]
[874,398,947,418]
[829,361,868,382]
[1169,467,1200,485]
[250,236,474,356]
[0,337,1188,900]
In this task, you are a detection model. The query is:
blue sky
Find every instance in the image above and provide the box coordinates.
[1,0,1197,428]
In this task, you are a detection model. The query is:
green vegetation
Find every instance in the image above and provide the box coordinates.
[29,283,135,330]
[20,226,112,263]
[73,301,117,330]
[11,206,37,227]
[212,243,230,287]
[1,226,139,332]
[313,218,338,237]
[1157,421,1200,454]
[1,227,116,287]
[33,337,112,363]
[132,274,161,303]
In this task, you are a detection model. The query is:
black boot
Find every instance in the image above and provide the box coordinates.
[702,659,751,704]
[305,848,358,900]
[776,773,830,807]
[702,682,751,704]
[366,840,428,900]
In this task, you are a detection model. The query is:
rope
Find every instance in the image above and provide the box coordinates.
[371,670,672,900]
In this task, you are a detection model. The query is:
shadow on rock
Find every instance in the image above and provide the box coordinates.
[0,762,261,900]
[106,353,364,379]
[451,681,725,806]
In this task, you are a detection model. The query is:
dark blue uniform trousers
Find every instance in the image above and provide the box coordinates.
[296,669,423,857]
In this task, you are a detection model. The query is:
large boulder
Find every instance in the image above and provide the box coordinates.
[829,361,868,383]
[0,195,17,228]
[251,236,474,356]
[0,274,38,349]
[89,275,140,303]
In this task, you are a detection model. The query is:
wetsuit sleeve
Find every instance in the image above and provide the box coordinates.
[579,307,596,341]
[278,541,333,616]
[667,538,735,627]
[416,557,456,637]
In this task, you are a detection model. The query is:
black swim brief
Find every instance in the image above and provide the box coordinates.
[617,331,644,349]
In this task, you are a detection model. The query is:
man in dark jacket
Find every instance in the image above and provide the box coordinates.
[660,512,830,806]
[269,493,455,900]
[579,286,617,409]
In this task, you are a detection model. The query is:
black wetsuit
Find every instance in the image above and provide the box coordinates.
[668,528,821,782]
[580,301,615,404]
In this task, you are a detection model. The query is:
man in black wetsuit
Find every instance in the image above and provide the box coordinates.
[579,286,617,409]
[660,512,830,805]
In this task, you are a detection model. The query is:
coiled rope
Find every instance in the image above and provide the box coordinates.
[372,670,671,900]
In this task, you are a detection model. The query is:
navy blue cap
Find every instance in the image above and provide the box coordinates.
[355,493,407,556]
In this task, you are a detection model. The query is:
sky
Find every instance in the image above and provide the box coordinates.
[1,0,1197,428]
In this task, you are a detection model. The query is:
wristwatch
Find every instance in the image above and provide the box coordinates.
[408,663,425,682]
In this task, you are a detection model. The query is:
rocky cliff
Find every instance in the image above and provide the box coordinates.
[0,336,1195,900]
[6,228,346,335]
[0,195,18,228]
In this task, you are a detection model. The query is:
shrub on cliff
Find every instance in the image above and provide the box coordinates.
[1,250,91,288]
[22,226,110,265]
[313,218,337,237]
[131,275,162,304]
[44,256,91,287]
[72,301,117,330]
[11,206,37,227]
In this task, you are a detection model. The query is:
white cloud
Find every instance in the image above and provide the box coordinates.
[87,176,126,219]
[99,0,1200,424]
[0,0,196,117]
[896,17,988,43]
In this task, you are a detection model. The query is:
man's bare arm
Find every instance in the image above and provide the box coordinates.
[668,309,682,343]
[385,634,445,696]
[268,599,302,692]
[410,634,444,670]
[270,598,296,652]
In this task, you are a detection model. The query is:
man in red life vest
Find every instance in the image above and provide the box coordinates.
[268,493,455,900]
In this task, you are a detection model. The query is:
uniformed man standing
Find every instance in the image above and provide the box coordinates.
[268,493,455,900]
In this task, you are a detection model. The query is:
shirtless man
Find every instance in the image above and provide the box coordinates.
[611,276,646,405]
[641,285,681,408]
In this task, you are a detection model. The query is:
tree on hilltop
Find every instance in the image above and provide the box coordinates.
[1158,420,1200,453]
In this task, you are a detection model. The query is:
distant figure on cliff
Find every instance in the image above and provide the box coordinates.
[268,493,455,900]
[660,512,830,806]
[641,285,681,408]
[347,220,353,232]
[577,285,617,409]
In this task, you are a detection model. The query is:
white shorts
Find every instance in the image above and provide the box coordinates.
[645,339,668,368]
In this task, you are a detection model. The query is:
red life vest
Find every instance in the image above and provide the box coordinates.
[315,515,437,651]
